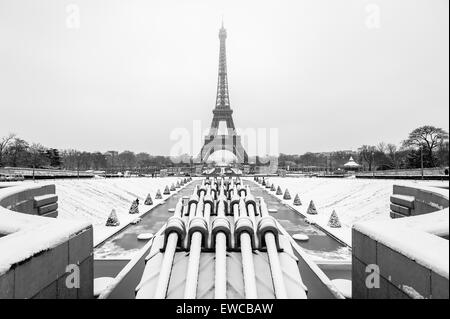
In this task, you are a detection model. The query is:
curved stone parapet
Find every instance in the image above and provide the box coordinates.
[390,184,449,221]
[352,184,449,299]
[0,184,93,299]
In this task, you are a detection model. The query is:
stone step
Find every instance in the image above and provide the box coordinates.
[390,211,405,219]
[390,203,411,217]
[38,203,58,215]
[34,194,58,208]
[41,210,58,218]
[390,194,415,209]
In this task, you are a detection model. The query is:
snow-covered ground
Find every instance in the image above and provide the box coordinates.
[20,176,449,249]
[31,177,188,245]
[250,177,449,246]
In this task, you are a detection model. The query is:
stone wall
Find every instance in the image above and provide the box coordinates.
[352,184,449,299]
[0,184,58,218]
[0,184,93,299]
[352,226,448,299]
[390,184,449,219]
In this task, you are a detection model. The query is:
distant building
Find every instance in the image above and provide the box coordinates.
[343,156,361,171]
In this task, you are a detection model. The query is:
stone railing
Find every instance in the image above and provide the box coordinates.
[0,184,94,299]
[352,184,449,299]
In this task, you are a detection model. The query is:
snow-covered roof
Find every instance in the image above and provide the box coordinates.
[344,156,360,167]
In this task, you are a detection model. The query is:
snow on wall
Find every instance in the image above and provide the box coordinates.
[353,183,449,279]
[354,218,449,279]
[0,184,91,275]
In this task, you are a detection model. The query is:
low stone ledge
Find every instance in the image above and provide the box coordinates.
[0,184,94,299]
[353,225,449,299]
[390,211,405,219]
[34,194,58,207]
[38,202,58,215]
[42,210,58,218]
[390,203,411,216]
[390,194,415,209]
[353,184,449,299]
[392,184,449,217]
[0,184,56,216]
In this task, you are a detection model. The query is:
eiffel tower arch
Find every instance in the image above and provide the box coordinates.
[197,22,248,164]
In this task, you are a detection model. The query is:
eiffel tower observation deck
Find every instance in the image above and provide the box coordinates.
[198,23,248,164]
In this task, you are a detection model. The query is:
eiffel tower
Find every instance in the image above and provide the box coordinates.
[198,22,248,164]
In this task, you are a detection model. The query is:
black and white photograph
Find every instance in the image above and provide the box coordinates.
[0,0,448,305]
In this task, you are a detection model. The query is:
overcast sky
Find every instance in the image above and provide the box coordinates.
[0,0,448,156]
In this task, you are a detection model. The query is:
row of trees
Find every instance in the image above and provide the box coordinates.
[0,134,62,169]
[0,134,187,172]
[60,150,177,172]
[1,125,448,172]
[279,125,449,171]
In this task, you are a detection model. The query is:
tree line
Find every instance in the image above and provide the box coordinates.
[0,134,186,172]
[1,125,448,172]
[279,125,449,171]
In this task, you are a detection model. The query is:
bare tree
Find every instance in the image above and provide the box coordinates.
[386,143,399,169]
[403,125,449,167]
[358,145,377,171]
[0,133,16,167]
[377,142,387,154]
[118,151,137,170]
[7,137,29,167]
[29,143,49,180]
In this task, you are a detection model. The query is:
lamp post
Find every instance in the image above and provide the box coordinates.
[371,151,375,177]
[421,146,424,180]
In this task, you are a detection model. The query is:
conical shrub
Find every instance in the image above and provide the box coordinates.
[328,210,342,228]
[155,189,162,199]
[144,193,153,205]
[129,200,139,214]
[270,184,276,191]
[293,194,302,206]
[307,200,318,215]
[163,185,170,195]
[283,189,291,200]
[105,209,120,226]
[170,183,176,191]
[276,186,283,195]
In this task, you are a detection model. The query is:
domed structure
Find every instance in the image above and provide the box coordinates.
[343,156,361,171]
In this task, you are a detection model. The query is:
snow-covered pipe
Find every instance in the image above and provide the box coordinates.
[214,198,227,299]
[214,232,227,298]
[246,199,258,230]
[184,193,206,299]
[184,232,202,299]
[187,186,199,217]
[154,199,183,299]
[240,232,257,299]
[203,187,213,227]
[259,198,288,299]
[238,192,258,299]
